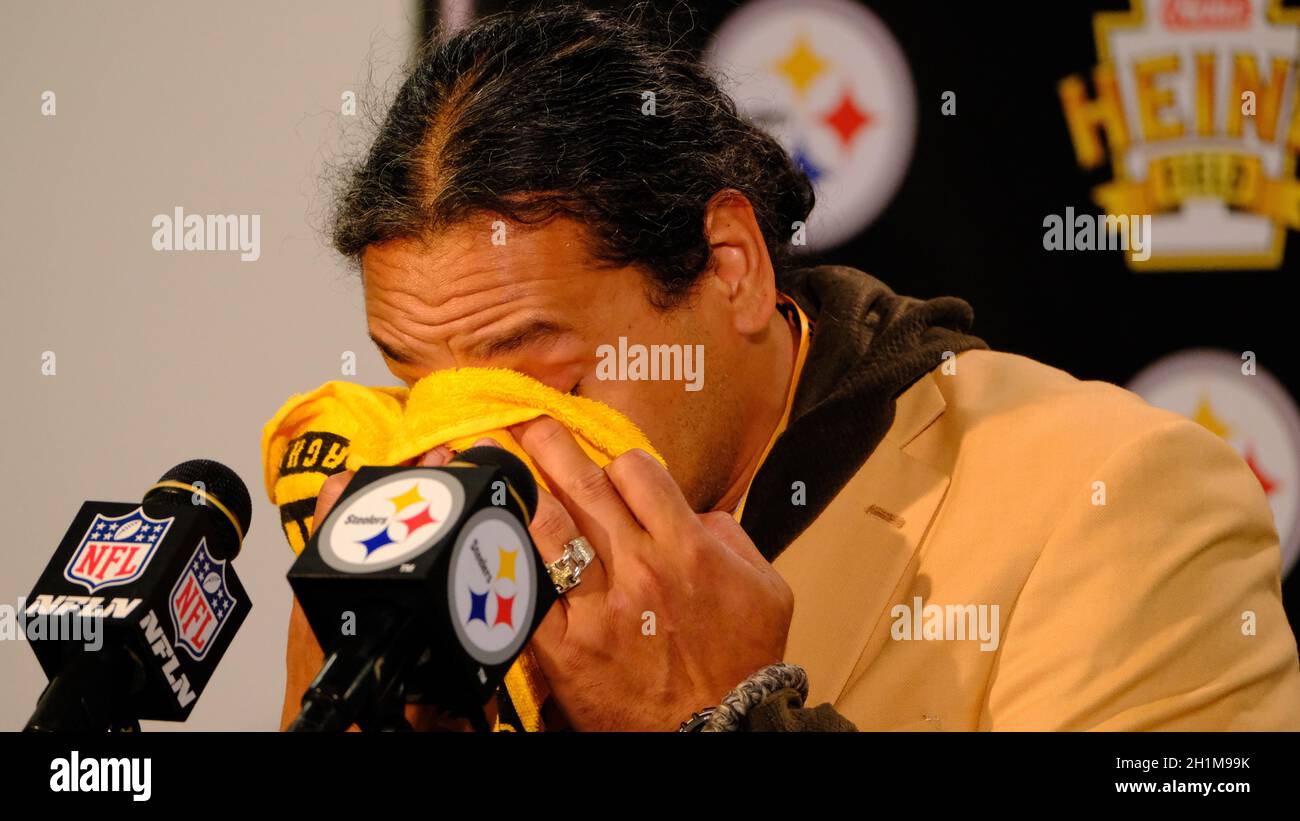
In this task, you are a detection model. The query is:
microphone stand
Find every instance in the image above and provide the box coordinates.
[287,606,496,733]
[24,645,145,732]
[288,607,418,732]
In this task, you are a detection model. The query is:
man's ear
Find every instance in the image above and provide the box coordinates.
[704,190,777,336]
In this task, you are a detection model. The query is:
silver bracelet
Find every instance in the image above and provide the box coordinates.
[700,663,809,732]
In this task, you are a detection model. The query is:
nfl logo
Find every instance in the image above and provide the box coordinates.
[64,507,173,593]
[169,539,237,660]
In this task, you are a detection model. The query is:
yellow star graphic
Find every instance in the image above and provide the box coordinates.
[497,547,518,583]
[386,484,425,514]
[772,35,828,99]
[1192,392,1231,439]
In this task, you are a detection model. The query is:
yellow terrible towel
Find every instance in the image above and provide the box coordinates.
[261,366,665,731]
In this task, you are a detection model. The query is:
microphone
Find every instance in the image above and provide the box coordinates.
[287,446,555,732]
[23,459,253,732]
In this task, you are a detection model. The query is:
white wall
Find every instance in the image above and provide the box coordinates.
[0,0,416,730]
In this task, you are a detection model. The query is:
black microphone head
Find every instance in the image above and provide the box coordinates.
[456,446,538,518]
[142,459,252,560]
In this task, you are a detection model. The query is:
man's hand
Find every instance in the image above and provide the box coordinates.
[507,416,794,731]
[280,445,479,731]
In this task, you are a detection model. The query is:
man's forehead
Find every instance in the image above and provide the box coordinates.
[360,225,603,366]
[361,220,598,303]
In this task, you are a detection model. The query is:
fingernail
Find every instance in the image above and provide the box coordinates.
[473,437,501,448]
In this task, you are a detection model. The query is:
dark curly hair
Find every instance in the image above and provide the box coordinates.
[332,4,814,308]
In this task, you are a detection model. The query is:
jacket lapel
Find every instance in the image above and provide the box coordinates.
[772,373,950,706]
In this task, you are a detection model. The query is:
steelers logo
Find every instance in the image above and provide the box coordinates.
[448,507,536,666]
[705,0,917,250]
[1129,349,1300,577]
[320,470,465,573]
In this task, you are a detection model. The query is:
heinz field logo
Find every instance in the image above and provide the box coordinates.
[1058,0,1300,270]
[64,508,172,593]
[169,539,237,660]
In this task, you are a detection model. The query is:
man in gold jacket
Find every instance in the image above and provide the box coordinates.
[285,6,1300,731]
[757,268,1300,731]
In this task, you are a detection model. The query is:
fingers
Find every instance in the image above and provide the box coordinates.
[698,511,769,573]
[311,470,354,536]
[604,448,697,542]
[697,511,791,611]
[524,489,580,645]
[509,417,638,565]
[464,437,589,647]
[530,485,606,589]
[418,445,453,466]
[527,490,579,564]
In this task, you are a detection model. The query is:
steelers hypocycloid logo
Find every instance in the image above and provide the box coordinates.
[448,508,536,667]
[705,0,917,250]
[1129,349,1300,578]
[321,471,465,573]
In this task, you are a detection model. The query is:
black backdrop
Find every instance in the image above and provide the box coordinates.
[422,0,1300,633]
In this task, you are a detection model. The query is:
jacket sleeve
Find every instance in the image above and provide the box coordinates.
[744,688,858,732]
[983,417,1300,729]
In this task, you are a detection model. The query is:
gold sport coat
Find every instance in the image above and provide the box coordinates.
[773,349,1300,730]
